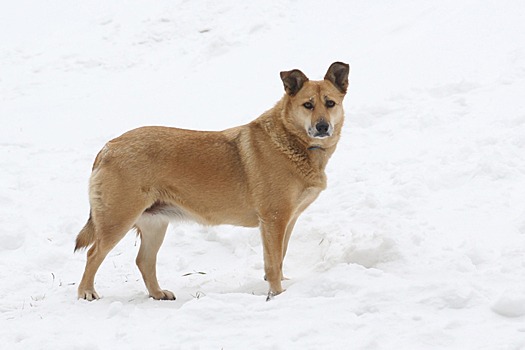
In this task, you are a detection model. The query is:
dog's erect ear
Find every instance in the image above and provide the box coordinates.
[280,69,309,96]
[324,62,350,94]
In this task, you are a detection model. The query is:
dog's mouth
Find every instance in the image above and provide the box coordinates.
[311,130,331,138]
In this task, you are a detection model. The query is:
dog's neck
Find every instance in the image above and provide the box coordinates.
[256,110,334,185]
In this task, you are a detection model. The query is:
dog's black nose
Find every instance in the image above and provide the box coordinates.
[315,120,330,134]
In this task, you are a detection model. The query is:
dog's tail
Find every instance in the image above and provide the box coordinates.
[74,213,96,252]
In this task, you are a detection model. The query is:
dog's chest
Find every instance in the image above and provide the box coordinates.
[294,186,323,213]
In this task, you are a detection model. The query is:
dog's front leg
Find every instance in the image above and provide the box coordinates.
[259,217,289,301]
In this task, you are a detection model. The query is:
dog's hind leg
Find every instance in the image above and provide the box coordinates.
[77,177,149,300]
[77,218,135,301]
[134,215,175,300]
[78,241,109,301]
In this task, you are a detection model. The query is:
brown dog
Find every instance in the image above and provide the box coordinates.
[75,62,350,301]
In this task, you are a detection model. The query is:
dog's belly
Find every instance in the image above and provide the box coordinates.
[144,202,192,220]
[143,201,259,227]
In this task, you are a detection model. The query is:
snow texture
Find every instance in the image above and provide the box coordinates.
[1,1,525,349]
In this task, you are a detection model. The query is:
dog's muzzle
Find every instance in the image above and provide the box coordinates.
[308,120,333,139]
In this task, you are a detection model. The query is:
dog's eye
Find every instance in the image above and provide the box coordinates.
[303,102,314,110]
[325,100,336,108]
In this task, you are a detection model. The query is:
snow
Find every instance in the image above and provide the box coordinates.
[492,288,525,318]
[1,0,525,349]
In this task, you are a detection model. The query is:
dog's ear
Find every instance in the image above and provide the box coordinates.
[324,62,350,94]
[280,69,309,96]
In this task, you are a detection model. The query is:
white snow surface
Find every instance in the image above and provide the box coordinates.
[2,1,525,349]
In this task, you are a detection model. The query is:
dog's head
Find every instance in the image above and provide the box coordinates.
[280,62,349,148]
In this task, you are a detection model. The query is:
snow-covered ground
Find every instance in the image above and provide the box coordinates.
[1,1,525,348]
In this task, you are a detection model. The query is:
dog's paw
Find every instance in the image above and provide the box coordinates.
[150,289,176,301]
[78,289,100,301]
[266,289,285,302]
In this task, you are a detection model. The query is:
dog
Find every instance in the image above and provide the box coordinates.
[75,61,350,301]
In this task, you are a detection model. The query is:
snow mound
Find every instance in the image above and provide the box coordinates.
[0,228,25,251]
[342,232,398,268]
[491,288,525,318]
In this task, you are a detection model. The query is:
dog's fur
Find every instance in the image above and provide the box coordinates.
[75,62,350,301]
